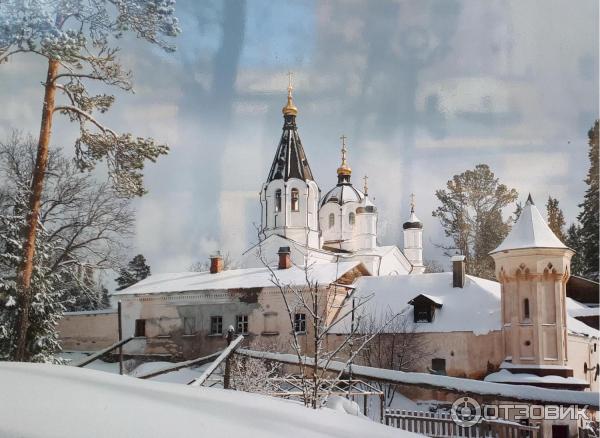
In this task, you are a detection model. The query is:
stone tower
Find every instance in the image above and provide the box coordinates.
[490,195,574,377]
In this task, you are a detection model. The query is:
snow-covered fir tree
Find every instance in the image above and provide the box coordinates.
[0,188,66,362]
[577,121,599,280]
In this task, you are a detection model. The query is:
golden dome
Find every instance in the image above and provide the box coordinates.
[337,134,351,176]
[282,71,298,116]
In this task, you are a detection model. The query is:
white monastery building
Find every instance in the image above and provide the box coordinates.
[59,84,598,396]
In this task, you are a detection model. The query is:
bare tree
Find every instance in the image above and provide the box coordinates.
[0,0,178,360]
[256,243,399,409]
[229,355,281,395]
[358,310,434,407]
[0,131,134,310]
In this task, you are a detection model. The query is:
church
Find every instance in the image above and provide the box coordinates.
[59,82,598,398]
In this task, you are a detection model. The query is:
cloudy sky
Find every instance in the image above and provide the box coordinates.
[1,0,598,275]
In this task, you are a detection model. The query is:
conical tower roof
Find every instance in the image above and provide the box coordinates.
[266,79,313,182]
[490,194,567,254]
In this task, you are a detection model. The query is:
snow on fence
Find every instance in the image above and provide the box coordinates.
[236,349,599,409]
[384,410,540,438]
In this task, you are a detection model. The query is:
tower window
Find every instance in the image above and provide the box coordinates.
[275,189,282,212]
[291,189,299,211]
[523,298,530,320]
[329,213,335,228]
[349,212,355,226]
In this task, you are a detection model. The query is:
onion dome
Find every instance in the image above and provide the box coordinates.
[403,194,423,229]
[321,135,365,206]
[266,74,313,182]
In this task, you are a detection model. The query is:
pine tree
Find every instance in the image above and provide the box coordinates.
[0,0,179,360]
[577,121,599,281]
[433,164,519,279]
[546,197,566,243]
[565,224,585,277]
[115,255,151,291]
[0,188,66,362]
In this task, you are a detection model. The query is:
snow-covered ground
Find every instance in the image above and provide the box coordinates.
[0,363,421,438]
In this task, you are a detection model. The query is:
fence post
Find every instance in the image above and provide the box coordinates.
[118,300,123,375]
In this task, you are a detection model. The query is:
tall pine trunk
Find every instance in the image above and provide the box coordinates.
[14,59,59,361]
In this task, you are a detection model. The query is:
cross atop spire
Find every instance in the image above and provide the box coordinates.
[340,134,348,167]
[282,71,298,116]
[410,193,416,213]
[336,134,352,180]
[363,175,369,195]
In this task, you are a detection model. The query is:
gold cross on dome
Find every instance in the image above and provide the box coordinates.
[287,71,294,94]
[339,134,348,166]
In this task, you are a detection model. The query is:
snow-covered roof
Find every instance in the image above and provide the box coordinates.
[347,273,501,335]
[0,363,408,438]
[334,272,599,337]
[408,293,443,307]
[484,369,588,387]
[113,261,362,296]
[566,297,599,318]
[491,196,567,254]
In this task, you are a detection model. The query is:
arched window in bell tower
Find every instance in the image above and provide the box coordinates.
[523,298,530,320]
[329,213,335,228]
[349,212,355,226]
[291,188,299,211]
[274,189,282,212]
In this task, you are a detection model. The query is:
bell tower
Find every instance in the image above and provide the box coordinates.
[490,195,574,378]
[259,74,320,248]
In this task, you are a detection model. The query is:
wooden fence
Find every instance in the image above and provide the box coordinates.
[385,410,540,438]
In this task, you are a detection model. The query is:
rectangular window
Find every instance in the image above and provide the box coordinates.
[414,305,432,323]
[134,319,146,337]
[431,358,446,375]
[291,188,299,211]
[210,316,223,335]
[294,313,306,334]
[183,317,196,335]
[275,190,282,213]
[236,315,249,334]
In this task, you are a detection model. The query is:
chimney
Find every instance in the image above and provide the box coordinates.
[451,255,465,288]
[210,252,224,274]
[278,246,292,270]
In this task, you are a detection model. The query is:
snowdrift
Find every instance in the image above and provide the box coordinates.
[0,362,417,438]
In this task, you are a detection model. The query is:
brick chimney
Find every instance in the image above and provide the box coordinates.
[210,252,224,274]
[451,255,465,288]
[278,246,292,270]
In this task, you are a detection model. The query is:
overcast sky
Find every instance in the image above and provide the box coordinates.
[1,0,598,275]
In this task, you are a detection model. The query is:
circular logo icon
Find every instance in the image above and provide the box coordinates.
[451,397,482,427]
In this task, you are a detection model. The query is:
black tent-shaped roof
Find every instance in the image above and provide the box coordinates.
[266,114,314,182]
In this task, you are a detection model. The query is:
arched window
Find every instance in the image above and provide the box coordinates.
[349,212,355,226]
[291,188,299,211]
[328,213,335,228]
[523,298,530,320]
[274,189,282,212]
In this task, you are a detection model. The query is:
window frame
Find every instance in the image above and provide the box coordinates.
[134,319,146,337]
[523,298,530,320]
[328,212,335,228]
[183,316,196,336]
[210,315,223,335]
[431,358,446,375]
[274,189,282,213]
[291,188,300,212]
[349,212,355,226]
[294,312,307,334]
[236,314,249,335]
